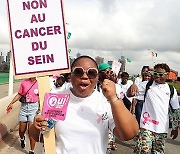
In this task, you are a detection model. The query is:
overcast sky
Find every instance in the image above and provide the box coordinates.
[1,0,180,75]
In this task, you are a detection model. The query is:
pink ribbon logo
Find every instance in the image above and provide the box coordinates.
[143,112,159,125]
[97,114,102,123]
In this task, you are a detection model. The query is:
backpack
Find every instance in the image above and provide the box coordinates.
[144,80,174,112]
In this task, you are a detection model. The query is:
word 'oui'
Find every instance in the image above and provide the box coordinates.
[48,96,69,108]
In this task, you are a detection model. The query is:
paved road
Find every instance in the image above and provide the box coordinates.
[0,83,180,153]
[0,128,179,154]
[0,127,43,154]
[0,82,20,98]
[111,130,180,154]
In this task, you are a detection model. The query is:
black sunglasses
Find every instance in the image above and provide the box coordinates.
[101,70,113,75]
[72,67,98,79]
[153,71,168,77]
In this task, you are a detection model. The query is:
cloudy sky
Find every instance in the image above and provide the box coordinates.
[1,0,180,75]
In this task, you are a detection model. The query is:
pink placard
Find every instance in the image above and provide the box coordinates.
[42,93,70,121]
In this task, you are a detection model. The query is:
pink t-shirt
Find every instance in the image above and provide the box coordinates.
[18,79,39,103]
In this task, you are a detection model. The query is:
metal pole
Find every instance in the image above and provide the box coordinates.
[8,52,14,96]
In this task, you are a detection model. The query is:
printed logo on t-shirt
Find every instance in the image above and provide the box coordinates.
[166,92,170,96]
[142,112,159,125]
[97,112,108,123]
[34,89,38,94]
[119,92,124,99]
[26,94,33,102]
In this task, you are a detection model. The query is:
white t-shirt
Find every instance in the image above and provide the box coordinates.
[115,84,124,99]
[134,76,142,86]
[135,81,148,100]
[118,80,133,102]
[53,88,115,154]
[139,81,179,133]
[51,82,72,93]
[95,83,124,99]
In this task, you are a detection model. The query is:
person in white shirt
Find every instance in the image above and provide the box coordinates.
[132,71,153,125]
[134,66,149,86]
[98,63,124,99]
[127,63,180,154]
[30,56,138,154]
[50,75,66,91]
[98,63,124,151]
[118,72,134,111]
[51,73,72,93]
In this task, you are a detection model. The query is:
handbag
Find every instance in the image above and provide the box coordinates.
[19,80,37,103]
[19,95,26,103]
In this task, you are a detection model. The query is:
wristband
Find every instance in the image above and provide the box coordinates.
[111,97,119,104]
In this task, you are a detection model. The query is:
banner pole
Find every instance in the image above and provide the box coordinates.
[37,76,56,154]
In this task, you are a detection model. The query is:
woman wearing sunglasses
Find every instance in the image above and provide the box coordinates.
[132,70,153,126]
[134,65,150,86]
[30,56,138,154]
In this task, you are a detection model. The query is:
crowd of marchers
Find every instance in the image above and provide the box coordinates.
[7,55,180,154]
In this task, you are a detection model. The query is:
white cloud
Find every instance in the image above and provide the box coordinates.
[1,0,180,74]
[0,1,10,54]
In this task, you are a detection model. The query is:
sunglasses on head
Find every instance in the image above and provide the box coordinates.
[72,67,98,79]
[153,71,168,77]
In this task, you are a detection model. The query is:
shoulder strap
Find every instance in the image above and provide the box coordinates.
[168,84,174,112]
[168,84,174,101]
[24,80,37,96]
[144,80,153,102]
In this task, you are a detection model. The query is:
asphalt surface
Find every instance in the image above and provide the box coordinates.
[0,128,179,154]
[0,81,20,99]
[0,82,180,154]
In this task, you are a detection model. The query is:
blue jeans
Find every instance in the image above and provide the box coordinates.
[135,100,143,126]
[19,102,39,122]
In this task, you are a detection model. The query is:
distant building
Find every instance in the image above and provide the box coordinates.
[69,55,75,66]
[95,56,104,65]
[0,52,5,71]
[0,52,4,64]
[107,61,113,67]
[6,51,11,68]
[118,56,126,72]
[76,52,81,58]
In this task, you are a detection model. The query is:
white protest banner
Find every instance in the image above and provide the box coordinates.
[111,60,121,75]
[7,0,70,79]
[7,1,69,153]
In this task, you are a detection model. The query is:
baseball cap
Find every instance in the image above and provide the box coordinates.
[98,63,111,72]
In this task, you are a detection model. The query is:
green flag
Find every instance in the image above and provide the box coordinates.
[68,49,71,53]
[126,58,131,62]
[67,32,71,39]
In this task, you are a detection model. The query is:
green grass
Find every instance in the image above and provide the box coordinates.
[0,73,21,84]
[0,73,9,84]
[168,82,180,90]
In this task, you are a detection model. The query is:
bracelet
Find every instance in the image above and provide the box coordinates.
[111,97,119,104]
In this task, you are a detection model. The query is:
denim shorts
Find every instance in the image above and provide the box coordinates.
[19,102,39,122]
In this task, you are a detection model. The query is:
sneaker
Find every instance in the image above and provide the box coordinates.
[20,136,26,148]
[111,144,117,150]
[29,151,34,154]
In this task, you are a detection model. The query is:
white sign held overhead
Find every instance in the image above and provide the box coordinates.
[7,0,70,79]
[111,60,121,75]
